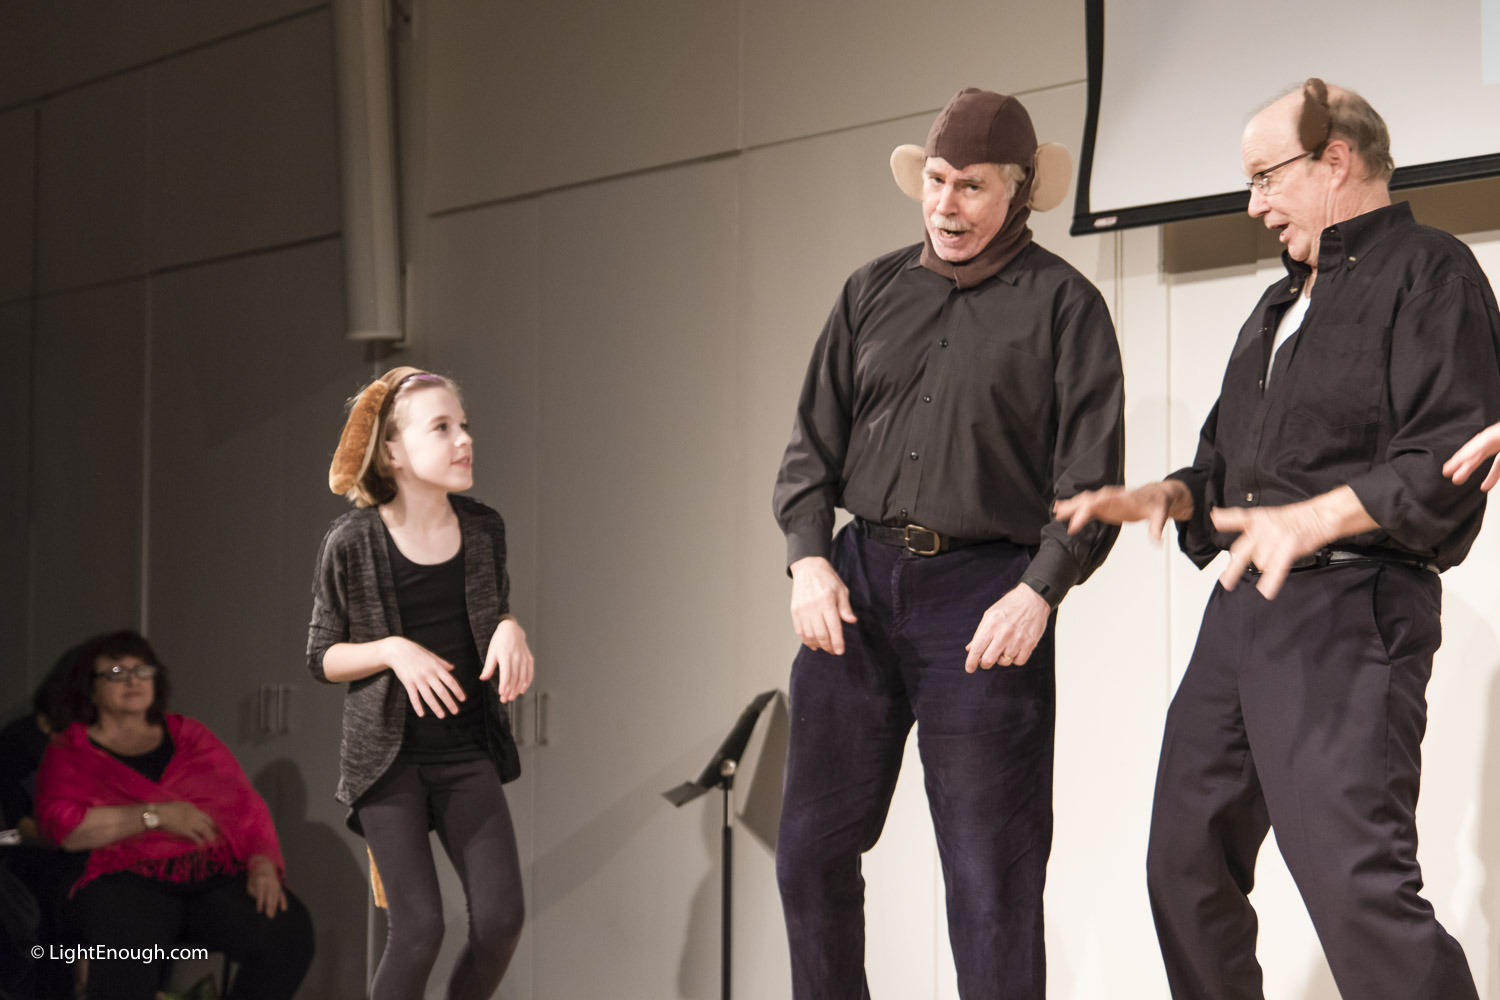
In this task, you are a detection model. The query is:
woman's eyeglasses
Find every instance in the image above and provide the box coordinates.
[95,663,159,682]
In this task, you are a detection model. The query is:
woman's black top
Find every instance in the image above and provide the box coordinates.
[382,524,488,761]
[90,730,175,784]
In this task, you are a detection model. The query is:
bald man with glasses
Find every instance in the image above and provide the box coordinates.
[1059,79,1500,1000]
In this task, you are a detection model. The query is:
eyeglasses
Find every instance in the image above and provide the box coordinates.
[1246,152,1312,195]
[94,663,158,682]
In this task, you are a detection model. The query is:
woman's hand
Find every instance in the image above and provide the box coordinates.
[245,855,287,918]
[383,636,466,718]
[481,617,534,703]
[155,801,220,845]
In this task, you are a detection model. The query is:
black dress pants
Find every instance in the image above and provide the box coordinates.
[1146,562,1477,1000]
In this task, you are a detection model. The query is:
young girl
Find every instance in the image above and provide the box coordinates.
[306,366,532,999]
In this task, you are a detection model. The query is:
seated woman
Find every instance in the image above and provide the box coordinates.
[0,645,89,999]
[34,630,314,1000]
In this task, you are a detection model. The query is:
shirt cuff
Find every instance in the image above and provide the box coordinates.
[784,520,833,571]
[1022,543,1081,608]
[1166,468,1218,569]
[1344,466,1415,548]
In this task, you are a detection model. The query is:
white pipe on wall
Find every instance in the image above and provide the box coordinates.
[332,0,403,342]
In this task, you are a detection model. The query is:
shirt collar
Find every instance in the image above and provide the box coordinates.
[1282,200,1413,281]
[904,240,1030,287]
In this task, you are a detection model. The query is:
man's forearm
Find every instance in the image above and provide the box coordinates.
[1303,485,1379,545]
[1160,478,1195,521]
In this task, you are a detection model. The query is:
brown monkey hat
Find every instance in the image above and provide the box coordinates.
[327,365,436,505]
[890,88,1073,288]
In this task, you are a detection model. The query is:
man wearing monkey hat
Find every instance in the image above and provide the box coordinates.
[772,88,1124,997]
[1059,80,1497,998]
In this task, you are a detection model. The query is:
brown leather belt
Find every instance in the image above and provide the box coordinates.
[856,519,990,556]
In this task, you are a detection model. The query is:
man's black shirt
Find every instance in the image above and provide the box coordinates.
[1172,202,1500,570]
[773,241,1125,603]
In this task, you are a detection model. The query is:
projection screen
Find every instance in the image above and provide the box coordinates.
[1071,0,1500,235]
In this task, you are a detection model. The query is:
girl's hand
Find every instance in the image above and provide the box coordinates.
[481,617,534,703]
[383,636,466,718]
[246,855,288,918]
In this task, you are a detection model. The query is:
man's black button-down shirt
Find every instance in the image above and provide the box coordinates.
[1171,202,1500,570]
[773,241,1125,603]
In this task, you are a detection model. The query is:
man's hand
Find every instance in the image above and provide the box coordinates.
[1053,481,1194,543]
[1443,421,1500,491]
[246,855,288,918]
[964,584,1050,673]
[1211,487,1374,599]
[789,556,857,655]
[481,616,534,703]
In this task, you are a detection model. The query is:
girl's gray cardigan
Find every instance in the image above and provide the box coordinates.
[306,494,521,831]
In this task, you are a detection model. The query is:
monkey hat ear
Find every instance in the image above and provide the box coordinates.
[890,141,1073,211]
[1028,143,1072,211]
[1299,77,1332,154]
[328,380,390,495]
[891,144,926,201]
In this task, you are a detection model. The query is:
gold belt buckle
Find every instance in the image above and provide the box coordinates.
[902,524,942,556]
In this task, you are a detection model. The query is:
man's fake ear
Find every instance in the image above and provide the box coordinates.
[889,141,1074,212]
[1299,77,1332,155]
[1029,144,1072,211]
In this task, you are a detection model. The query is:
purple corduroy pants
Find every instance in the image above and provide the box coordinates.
[776,523,1057,1000]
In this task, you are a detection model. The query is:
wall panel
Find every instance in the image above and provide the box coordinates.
[148,10,341,270]
[0,0,322,108]
[741,0,1086,148]
[422,0,739,211]
[0,109,36,304]
[36,71,150,294]
[529,158,738,999]
[30,281,148,667]
[0,301,34,704]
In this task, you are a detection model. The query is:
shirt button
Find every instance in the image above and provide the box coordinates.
[923,395,932,403]
[1348,255,1357,262]
[909,451,919,460]
[1246,492,1255,502]
[1258,379,1265,390]
[899,508,908,519]
[939,338,948,348]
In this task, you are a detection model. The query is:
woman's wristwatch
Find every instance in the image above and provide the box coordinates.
[142,805,160,830]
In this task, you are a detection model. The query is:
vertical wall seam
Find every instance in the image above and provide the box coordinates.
[736,0,745,153]
[1160,227,1173,704]
[139,65,155,634]
[25,101,42,675]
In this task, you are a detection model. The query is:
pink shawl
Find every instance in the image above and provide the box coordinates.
[35,713,284,894]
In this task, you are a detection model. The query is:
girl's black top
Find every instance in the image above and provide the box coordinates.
[382,525,488,762]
